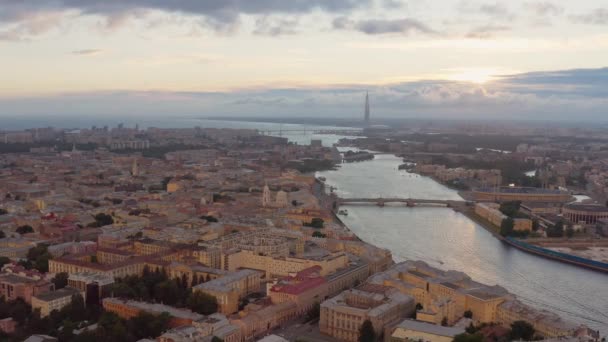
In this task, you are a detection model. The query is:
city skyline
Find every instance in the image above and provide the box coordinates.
[1,0,608,120]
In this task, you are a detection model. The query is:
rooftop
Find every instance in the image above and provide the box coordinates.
[103,298,204,321]
[33,287,80,302]
[393,319,465,337]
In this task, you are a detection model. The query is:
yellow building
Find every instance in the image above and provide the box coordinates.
[320,285,415,342]
[31,287,83,317]
[472,187,572,203]
[389,319,465,342]
[193,269,262,314]
[221,249,349,278]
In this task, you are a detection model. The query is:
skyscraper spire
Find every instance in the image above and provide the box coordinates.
[364,91,370,124]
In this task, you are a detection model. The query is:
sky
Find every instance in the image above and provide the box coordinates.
[1,0,608,122]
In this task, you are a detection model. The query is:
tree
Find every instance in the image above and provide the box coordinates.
[16,225,34,234]
[359,319,375,342]
[127,312,171,340]
[186,291,218,315]
[532,219,540,231]
[93,213,114,227]
[26,244,52,273]
[464,310,473,319]
[211,337,224,342]
[52,272,69,289]
[453,333,483,342]
[509,320,535,341]
[306,302,320,321]
[500,217,514,237]
[0,256,10,268]
[312,231,326,238]
[566,226,575,238]
[305,218,324,229]
[547,221,564,238]
[499,201,521,217]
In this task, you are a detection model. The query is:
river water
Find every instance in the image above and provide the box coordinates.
[317,154,608,334]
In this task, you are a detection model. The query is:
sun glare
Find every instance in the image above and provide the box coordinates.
[448,69,496,84]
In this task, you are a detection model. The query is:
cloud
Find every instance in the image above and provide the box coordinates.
[570,8,608,25]
[523,2,563,16]
[459,1,516,21]
[0,0,373,35]
[2,67,607,121]
[252,17,298,36]
[0,10,67,41]
[71,48,103,56]
[333,17,436,35]
[466,25,510,39]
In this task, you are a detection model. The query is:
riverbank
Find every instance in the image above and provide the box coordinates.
[461,208,608,273]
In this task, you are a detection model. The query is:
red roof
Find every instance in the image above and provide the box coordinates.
[270,266,326,295]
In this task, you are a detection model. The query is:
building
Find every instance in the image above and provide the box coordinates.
[230,300,298,341]
[389,319,465,342]
[320,284,415,342]
[472,187,572,203]
[497,300,579,338]
[475,202,532,231]
[562,203,608,224]
[268,266,328,314]
[0,317,17,334]
[102,298,204,328]
[193,269,262,314]
[0,274,54,304]
[366,261,509,326]
[31,287,83,317]
[67,272,114,305]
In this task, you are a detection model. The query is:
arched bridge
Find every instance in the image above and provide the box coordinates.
[337,197,471,207]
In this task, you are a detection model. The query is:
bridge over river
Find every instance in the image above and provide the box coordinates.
[337,197,471,207]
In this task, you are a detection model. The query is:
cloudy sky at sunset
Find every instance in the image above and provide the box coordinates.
[1,0,608,121]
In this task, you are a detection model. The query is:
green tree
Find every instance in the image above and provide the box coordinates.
[305,218,324,229]
[26,244,52,273]
[211,337,224,342]
[359,319,376,342]
[127,312,171,340]
[532,219,540,231]
[186,291,218,315]
[453,333,484,342]
[464,310,473,319]
[547,221,564,238]
[16,225,34,234]
[509,320,535,341]
[566,226,575,238]
[52,272,69,289]
[312,231,327,238]
[500,217,514,237]
[499,201,521,217]
[306,302,320,321]
[0,256,10,268]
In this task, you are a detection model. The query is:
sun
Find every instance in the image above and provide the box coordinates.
[448,68,496,84]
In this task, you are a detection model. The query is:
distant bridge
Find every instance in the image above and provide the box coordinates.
[337,197,471,207]
[258,129,362,136]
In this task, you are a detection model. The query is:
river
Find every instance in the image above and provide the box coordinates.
[317,153,608,334]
